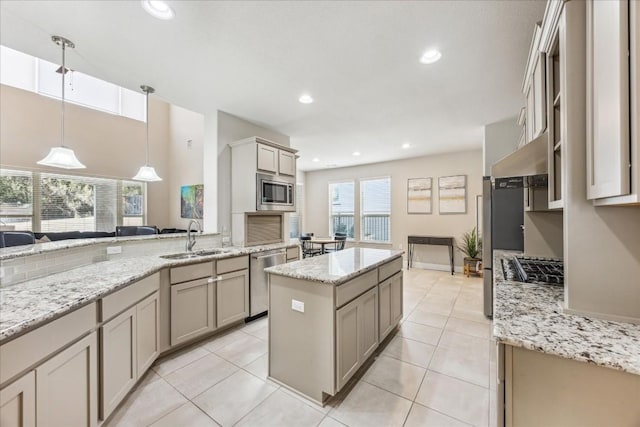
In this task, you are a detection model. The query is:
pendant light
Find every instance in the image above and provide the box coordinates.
[133,85,162,182]
[37,35,86,169]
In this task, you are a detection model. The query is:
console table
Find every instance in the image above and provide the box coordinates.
[407,235,455,275]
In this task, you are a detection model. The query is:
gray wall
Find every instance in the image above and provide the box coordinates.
[483,116,522,176]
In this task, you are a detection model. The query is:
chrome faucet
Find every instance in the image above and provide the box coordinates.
[186,219,202,252]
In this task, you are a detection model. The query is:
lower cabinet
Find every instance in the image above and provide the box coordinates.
[0,371,35,427]
[100,291,160,421]
[36,331,98,427]
[170,277,216,346]
[336,286,379,390]
[217,269,249,328]
[379,272,403,341]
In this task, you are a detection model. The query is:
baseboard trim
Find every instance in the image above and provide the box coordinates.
[407,261,463,273]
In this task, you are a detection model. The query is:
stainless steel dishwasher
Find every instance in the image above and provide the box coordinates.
[249,248,287,319]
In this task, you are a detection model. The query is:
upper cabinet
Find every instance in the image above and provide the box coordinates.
[523,24,547,143]
[587,0,639,205]
[255,141,297,177]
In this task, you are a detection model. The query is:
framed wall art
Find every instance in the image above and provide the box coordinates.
[438,175,466,214]
[407,178,432,214]
[181,184,204,219]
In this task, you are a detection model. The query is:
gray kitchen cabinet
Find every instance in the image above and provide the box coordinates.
[170,277,216,346]
[587,0,639,205]
[0,371,35,427]
[100,306,137,420]
[336,286,379,390]
[257,143,278,174]
[502,344,640,427]
[36,331,98,427]
[216,269,249,328]
[136,291,160,374]
[278,150,296,176]
[378,271,403,342]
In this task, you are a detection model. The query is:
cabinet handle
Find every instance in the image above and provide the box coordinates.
[208,276,222,283]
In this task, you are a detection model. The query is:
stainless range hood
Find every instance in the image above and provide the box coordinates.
[491,131,548,178]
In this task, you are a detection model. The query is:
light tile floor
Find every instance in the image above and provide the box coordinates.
[106,268,495,427]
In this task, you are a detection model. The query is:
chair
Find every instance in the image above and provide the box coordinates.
[160,228,187,234]
[300,235,321,258]
[116,226,159,236]
[334,232,347,238]
[325,235,347,253]
[0,231,36,248]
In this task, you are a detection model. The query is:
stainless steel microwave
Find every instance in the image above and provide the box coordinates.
[256,173,295,212]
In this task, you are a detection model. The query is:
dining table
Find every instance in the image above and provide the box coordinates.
[308,237,340,254]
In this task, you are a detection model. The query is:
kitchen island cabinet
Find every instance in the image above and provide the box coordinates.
[266,248,403,405]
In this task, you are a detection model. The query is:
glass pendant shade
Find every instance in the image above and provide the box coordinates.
[133,85,162,182]
[37,146,86,169]
[37,35,86,170]
[133,165,162,182]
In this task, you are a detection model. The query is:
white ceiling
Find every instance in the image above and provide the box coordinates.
[0,0,545,171]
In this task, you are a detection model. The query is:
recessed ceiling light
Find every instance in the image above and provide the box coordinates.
[420,49,442,64]
[298,94,314,104]
[312,158,320,162]
[141,0,175,20]
[402,142,411,149]
[352,151,361,156]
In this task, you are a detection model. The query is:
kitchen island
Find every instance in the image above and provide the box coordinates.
[265,247,403,405]
[492,251,640,426]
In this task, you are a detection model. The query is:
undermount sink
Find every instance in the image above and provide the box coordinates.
[160,249,230,260]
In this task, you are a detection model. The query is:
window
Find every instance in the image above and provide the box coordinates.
[360,177,391,242]
[329,181,355,238]
[0,168,146,232]
[289,183,303,238]
[1,45,145,122]
[0,169,33,231]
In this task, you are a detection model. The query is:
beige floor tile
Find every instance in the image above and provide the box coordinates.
[362,355,426,400]
[235,389,324,427]
[407,309,449,329]
[398,321,442,346]
[242,317,268,334]
[243,352,268,380]
[428,347,489,387]
[317,416,347,427]
[245,325,268,341]
[193,370,277,426]
[489,388,497,427]
[415,371,489,427]
[149,402,218,427]
[164,353,239,399]
[329,381,412,427]
[152,345,210,377]
[382,336,436,368]
[450,307,491,324]
[200,328,247,353]
[415,300,454,316]
[404,403,471,427]
[438,331,490,360]
[445,317,491,339]
[105,373,188,427]
[214,333,267,367]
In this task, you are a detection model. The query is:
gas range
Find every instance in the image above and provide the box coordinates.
[503,255,564,286]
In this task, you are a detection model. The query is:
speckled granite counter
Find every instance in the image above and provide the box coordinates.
[265,247,403,285]
[492,250,640,375]
[0,242,297,343]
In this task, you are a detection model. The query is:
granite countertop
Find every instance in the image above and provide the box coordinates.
[0,242,297,343]
[265,247,403,285]
[492,250,640,375]
[0,232,221,261]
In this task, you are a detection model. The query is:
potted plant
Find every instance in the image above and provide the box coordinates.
[457,227,482,276]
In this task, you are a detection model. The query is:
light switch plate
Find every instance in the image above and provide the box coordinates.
[291,299,305,313]
[107,246,122,255]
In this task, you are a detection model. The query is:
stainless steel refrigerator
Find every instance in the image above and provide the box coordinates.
[482,176,524,317]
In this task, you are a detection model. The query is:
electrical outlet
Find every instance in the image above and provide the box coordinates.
[291,299,305,313]
[107,246,122,255]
